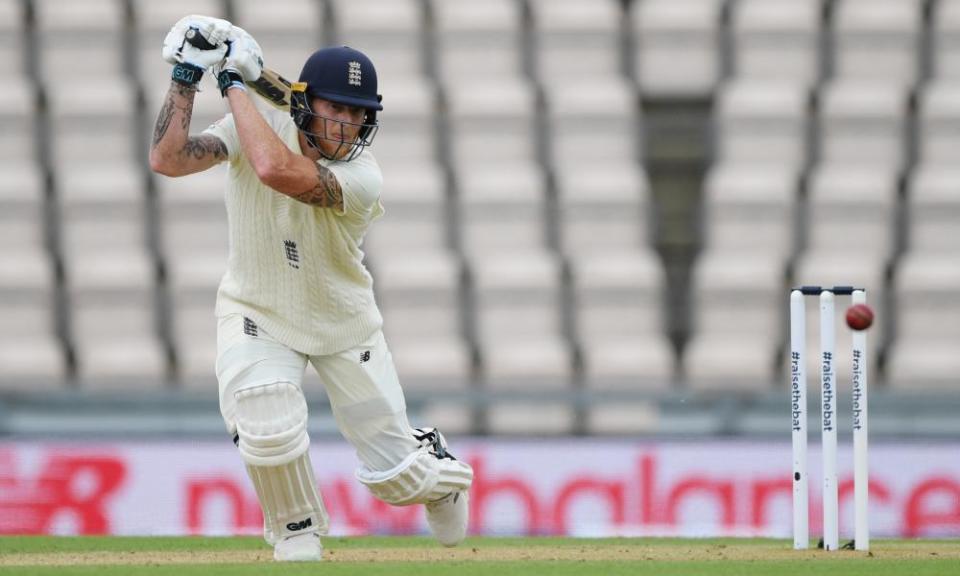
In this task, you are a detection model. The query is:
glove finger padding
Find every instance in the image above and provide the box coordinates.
[179,41,228,71]
[223,25,264,82]
[161,14,233,70]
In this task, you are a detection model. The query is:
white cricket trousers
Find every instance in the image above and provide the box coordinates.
[215,313,421,472]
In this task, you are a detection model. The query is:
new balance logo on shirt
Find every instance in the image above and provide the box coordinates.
[243,317,258,337]
[284,240,300,269]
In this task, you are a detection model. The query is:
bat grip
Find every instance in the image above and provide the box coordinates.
[184,27,219,51]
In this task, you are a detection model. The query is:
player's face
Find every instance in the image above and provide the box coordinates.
[310,98,366,159]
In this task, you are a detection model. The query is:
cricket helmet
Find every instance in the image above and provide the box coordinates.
[290,46,383,161]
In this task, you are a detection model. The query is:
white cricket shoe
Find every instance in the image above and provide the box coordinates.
[273,532,323,562]
[426,490,469,547]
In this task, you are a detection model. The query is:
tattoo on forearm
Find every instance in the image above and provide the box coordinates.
[179,94,194,132]
[151,82,198,147]
[152,97,175,147]
[181,135,228,162]
[173,82,196,98]
[292,164,344,208]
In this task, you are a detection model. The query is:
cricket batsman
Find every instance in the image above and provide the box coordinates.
[148,15,473,561]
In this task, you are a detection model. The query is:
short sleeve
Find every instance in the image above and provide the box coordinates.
[322,152,383,217]
[202,113,241,163]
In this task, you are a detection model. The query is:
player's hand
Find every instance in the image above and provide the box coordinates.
[161,15,231,71]
[221,26,264,82]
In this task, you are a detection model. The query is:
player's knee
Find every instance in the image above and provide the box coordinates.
[234,380,310,467]
[356,429,473,506]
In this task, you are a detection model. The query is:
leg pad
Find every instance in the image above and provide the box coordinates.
[234,381,309,467]
[356,428,473,506]
[247,450,330,544]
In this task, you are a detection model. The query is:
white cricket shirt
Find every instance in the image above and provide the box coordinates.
[203,106,385,355]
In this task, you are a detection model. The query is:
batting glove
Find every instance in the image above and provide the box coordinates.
[162,15,231,85]
[224,27,264,81]
[215,26,264,96]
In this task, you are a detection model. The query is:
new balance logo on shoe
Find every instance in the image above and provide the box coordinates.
[286,517,313,532]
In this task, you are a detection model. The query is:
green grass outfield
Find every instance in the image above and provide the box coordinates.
[1,536,959,576]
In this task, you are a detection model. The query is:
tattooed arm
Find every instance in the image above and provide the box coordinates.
[148,82,229,177]
[286,163,344,209]
[224,86,344,210]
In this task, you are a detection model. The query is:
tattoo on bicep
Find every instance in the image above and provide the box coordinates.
[181,135,228,162]
[293,164,344,208]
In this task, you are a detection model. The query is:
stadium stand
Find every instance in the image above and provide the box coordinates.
[887,253,960,391]
[932,0,960,78]
[330,0,425,87]
[700,165,799,258]
[0,0,24,70]
[831,0,923,84]
[712,80,811,168]
[571,250,673,391]
[528,0,624,84]
[633,0,724,97]
[430,0,526,84]
[34,0,126,85]
[729,0,823,83]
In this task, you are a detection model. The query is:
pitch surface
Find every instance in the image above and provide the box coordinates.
[1,536,958,575]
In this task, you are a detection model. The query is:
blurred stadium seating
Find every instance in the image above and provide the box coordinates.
[0,0,958,437]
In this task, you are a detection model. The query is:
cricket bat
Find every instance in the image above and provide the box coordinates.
[245,68,295,110]
[185,27,295,110]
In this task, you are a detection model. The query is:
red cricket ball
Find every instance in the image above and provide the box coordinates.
[846,303,874,331]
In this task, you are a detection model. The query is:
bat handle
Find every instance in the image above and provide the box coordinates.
[184,27,220,51]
